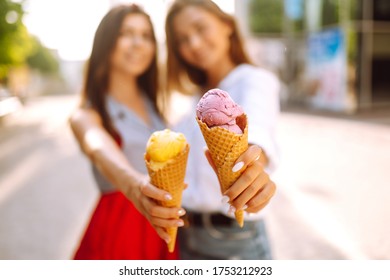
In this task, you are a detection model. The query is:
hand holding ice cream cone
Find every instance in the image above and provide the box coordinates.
[196,88,276,227]
[145,129,189,252]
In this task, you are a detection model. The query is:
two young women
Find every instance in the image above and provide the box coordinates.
[70,0,280,260]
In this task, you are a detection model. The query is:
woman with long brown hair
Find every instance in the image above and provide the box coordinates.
[69,4,184,259]
[165,0,280,259]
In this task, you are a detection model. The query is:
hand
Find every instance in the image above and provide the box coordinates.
[205,145,276,213]
[124,175,186,244]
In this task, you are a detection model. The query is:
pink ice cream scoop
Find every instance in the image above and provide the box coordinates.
[196,88,244,134]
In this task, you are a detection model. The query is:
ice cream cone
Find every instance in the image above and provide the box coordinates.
[144,144,189,252]
[196,114,248,227]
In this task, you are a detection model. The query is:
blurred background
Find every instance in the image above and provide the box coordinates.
[0,0,389,259]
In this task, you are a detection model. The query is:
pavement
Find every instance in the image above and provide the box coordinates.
[0,94,389,260]
[0,95,98,259]
[268,107,390,259]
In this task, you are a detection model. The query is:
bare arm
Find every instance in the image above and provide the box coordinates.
[69,108,139,191]
[69,108,185,243]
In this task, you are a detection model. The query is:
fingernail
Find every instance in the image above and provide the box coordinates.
[232,161,244,172]
[221,195,230,203]
[177,220,184,227]
[164,194,172,201]
[242,204,248,210]
[228,205,236,214]
[203,146,208,152]
[164,237,171,244]
[254,155,260,161]
[178,209,186,216]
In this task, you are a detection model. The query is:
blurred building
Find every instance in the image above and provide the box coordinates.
[357,0,390,108]
[240,0,390,113]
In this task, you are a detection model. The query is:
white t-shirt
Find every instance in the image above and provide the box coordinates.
[173,64,280,220]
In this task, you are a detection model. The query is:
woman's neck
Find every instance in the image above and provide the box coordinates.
[205,59,236,89]
[107,69,152,126]
[108,70,140,102]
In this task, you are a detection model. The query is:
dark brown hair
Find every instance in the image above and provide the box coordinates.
[165,0,252,95]
[81,4,161,137]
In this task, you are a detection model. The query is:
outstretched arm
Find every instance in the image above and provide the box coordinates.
[69,108,185,243]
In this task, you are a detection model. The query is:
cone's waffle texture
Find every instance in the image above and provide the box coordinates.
[196,114,248,227]
[144,144,189,252]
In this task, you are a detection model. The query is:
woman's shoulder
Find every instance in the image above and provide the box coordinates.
[222,64,279,90]
[235,64,279,81]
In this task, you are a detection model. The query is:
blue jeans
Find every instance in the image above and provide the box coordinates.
[178,212,272,260]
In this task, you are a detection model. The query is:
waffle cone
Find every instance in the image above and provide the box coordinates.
[196,114,248,227]
[144,144,189,252]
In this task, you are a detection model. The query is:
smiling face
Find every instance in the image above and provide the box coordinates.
[172,5,232,72]
[110,13,156,78]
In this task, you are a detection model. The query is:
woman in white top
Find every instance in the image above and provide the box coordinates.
[165,0,280,259]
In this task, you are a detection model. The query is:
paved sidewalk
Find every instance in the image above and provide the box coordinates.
[0,95,389,259]
[0,95,98,259]
[267,110,390,259]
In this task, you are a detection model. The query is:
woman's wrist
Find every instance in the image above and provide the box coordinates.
[117,167,148,202]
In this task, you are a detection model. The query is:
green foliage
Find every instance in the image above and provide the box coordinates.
[350,0,361,20]
[249,0,305,35]
[347,29,357,62]
[0,0,24,35]
[249,0,284,34]
[0,24,32,65]
[0,0,30,79]
[0,0,60,81]
[321,0,340,26]
[26,37,59,74]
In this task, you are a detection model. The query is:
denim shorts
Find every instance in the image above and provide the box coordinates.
[178,212,272,260]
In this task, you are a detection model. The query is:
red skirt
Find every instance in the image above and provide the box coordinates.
[73,191,178,260]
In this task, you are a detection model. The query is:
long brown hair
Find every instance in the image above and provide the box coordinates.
[165,0,252,95]
[81,4,161,137]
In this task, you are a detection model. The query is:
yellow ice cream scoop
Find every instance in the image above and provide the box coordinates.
[146,129,187,162]
[144,129,189,253]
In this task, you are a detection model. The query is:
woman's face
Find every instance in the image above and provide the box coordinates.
[111,14,155,77]
[172,6,232,72]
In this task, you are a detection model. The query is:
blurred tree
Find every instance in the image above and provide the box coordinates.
[249,0,284,34]
[249,0,304,35]
[321,0,340,26]
[0,0,59,85]
[26,36,59,75]
[0,0,32,82]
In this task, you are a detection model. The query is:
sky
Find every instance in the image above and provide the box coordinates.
[23,0,235,61]
[23,0,110,61]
